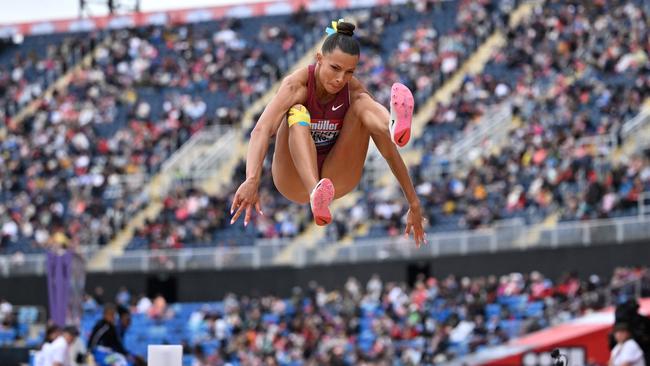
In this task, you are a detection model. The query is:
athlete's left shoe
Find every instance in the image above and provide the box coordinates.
[310,178,335,226]
[389,83,414,147]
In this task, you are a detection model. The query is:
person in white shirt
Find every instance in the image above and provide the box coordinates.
[136,294,152,314]
[47,326,79,366]
[0,298,12,322]
[68,335,87,366]
[610,322,646,366]
[34,325,60,366]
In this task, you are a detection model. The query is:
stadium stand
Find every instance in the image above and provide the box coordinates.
[124,0,519,251]
[1,1,650,366]
[1,8,343,254]
[3,0,647,257]
[339,0,650,241]
[69,267,647,365]
[0,32,97,121]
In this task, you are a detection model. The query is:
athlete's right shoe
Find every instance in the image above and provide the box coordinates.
[310,178,335,226]
[389,83,414,147]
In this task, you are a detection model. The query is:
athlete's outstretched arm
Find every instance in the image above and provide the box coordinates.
[230,75,306,226]
[352,93,426,247]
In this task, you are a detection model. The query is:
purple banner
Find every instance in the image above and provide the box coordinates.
[46,250,72,327]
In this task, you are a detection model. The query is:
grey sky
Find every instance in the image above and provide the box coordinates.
[1,0,266,25]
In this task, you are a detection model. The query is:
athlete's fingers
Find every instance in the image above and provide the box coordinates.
[230,193,240,215]
[411,218,423,247]
[404,222,413,238]
[255,201,263,216]
[415,226,425,248]
[231,202,248,224]
[244,205,253,227]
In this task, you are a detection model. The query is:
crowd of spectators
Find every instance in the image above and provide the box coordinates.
[0,7,330,254]
[127,0,498,248]
[2,267,647,363]
[3,0,650,253]
[74,267,650,365]
[258,0,514,241]
[0,33,97,125]
[332,0,650,241]
[96,18,283,109]
[130,1,648,249]
[0,0,534,253]
[0,64,217,253]
[360,0,515,108]
[6,1,470,253]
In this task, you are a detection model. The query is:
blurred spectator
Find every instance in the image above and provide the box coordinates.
[46,325,79,366]
[610,322,646,366]
[0,298,12,323]
[115,287,130,308]
[92,287,105,306]
[88,304,131,366]
[82,294,99,314]
[148,294,171,320]
[135,294,152,314]
[33,324,60,366]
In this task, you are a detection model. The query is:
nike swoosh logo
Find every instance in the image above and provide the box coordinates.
[332,104,344,111]
[398,131,407,144]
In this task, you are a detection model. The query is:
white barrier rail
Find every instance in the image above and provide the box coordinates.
[105,214,650,272]
[3,208,650,275]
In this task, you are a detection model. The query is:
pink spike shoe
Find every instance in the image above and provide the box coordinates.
[389,83,414,147]
[310,178,335,226]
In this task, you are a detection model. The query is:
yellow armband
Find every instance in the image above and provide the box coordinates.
[287,104,311,128]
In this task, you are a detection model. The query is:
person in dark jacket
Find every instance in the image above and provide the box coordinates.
[88,304,128,356]
[88,303,144,366]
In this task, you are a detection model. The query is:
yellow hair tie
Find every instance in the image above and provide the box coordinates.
[325,18,344,36]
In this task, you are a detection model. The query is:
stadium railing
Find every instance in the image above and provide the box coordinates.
[449,102,513,164]
[0,245,100,277]
[105,212,650,272]
[3,208,650,276]
[156,125,238,196]
[621,104,650,139]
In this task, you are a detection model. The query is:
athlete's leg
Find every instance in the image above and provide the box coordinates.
[271,119,312,204]
[272,105,335,225]
[286,105,319,195]
[320,101,371,199]
[322,88,413,198]
[271,102,372,203]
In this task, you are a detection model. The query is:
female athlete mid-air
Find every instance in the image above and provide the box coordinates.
[230,20,426,247]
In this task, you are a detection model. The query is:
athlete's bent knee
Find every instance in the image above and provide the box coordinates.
[287,104,311,128]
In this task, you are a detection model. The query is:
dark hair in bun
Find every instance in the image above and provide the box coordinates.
[336,22,355,36]
[322,21,360,56]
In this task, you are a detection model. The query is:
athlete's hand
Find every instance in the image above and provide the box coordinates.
[230,178,263,227]
[405,204,427,248]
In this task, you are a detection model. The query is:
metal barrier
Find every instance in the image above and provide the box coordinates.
[449,102,512,164]
[574,133,618,152]
[3,214,650,275]
[639,191,650,216]
[0,245,99,277]
[156,125,236,195]
[110,240,289,272]
[327,215,650,264]
[98,214,650,272]
[621,107,650,139]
